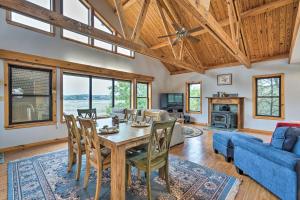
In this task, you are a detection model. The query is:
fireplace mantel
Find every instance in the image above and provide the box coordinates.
[207,97,245,130]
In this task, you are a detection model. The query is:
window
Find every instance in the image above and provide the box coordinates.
[117,46,134,57]
[62,0,90,44]
[114,80,132,109]
[5,62,56,128]
[63,74,90,116]
[93,14,114,51]
[62,72,132,117]
[92,78,112,115]
[6,0,54,35]
[253,74,285,119]
[186,82,202,113]
[136,82,149,109]
[61,0,134,57]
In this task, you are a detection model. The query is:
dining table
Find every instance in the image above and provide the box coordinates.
[96,118,151,200]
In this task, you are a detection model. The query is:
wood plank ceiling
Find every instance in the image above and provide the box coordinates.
[105,0,299,74]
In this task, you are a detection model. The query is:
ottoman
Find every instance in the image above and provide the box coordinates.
[213,131,263,162]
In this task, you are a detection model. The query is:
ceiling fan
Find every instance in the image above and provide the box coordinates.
[158,24,201,46]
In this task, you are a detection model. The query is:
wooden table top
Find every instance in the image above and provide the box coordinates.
[96,118,151,146]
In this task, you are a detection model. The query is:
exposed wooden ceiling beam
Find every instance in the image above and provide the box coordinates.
[114,0,130,39]
[151,0,295,50]
[177,0,251,68]
[156,0,178,59]
[131,0,150,41]
[289,0,300,63]
[161,0,205,69]
[114,0,138,13]
[0,0,204,73]
[229,0,250,58]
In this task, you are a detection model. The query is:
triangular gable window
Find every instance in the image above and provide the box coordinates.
[61,0,134,58]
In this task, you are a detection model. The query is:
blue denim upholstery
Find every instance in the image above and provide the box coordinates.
[212,131,263,160]
[232,136,300,200]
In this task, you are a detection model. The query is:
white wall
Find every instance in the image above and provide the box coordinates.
[0,6,170,149]
[166,59,300,131]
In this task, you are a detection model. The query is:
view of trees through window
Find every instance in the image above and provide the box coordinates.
[63,73,131,116]
[256,76,281,117]
[188,83,201,112]
[137,83,148,109]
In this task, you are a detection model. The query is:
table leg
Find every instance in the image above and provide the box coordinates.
[110,145,126,200]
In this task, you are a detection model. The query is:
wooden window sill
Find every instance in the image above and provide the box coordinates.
[253,116,285,121]
[5,121,57,130]
[187,111,202,114]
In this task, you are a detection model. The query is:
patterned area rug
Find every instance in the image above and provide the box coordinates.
[8,150,240,200]
[183,126,204,138]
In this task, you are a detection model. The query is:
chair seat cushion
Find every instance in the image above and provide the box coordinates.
[126,152,167,170]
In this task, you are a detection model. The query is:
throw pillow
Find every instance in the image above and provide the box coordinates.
[292,136,300,156]
[284,127,300,151]
[271,127,289,149]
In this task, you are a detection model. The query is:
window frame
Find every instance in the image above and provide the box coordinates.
[6,0,55,37]
[61,70,133,121]
[60,0,135,58]
[136,82,149,109]
[61,0,92,45]
[4,61,57,129]
[186,81,202,114]
[252,73,285,120]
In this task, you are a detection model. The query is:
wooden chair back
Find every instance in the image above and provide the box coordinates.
[125,109,137,121]
[142,110,161,123]
[78,118,102,169]
[147,118,176,164]
[77,109,97,120]
[64,113,82,149]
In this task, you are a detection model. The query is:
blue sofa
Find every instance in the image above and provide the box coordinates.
[232,123,300,200]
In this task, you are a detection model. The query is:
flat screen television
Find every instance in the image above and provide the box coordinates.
[160,93,184,111]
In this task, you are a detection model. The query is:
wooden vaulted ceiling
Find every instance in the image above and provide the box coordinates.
[105,0,300,74]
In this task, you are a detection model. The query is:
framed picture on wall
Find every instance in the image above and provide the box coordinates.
[217,74,232,85]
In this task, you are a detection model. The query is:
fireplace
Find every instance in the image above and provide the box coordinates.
[211,112,237,129]
[207,97,245,130]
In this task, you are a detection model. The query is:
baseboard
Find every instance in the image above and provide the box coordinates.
[239,128,273,135]
[0,137,68,153]
[191,122,208,126]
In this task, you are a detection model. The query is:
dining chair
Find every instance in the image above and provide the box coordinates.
[78,118,111,200]
[142,110,161,123]
[77,108,97,120]
[126,118,176,200]
[124,109,138,122]
[64,113,85,181]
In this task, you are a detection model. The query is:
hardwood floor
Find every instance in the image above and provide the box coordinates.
[0,129,277,200]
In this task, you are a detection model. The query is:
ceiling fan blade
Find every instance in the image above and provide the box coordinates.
[172,23,181,32]
[158,33,177,39]
[187,26,203,34]
[187,35,200,44]
[172,38,180,46]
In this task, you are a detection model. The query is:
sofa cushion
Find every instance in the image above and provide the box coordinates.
[271,127,289,150]
[292,136,300,156]
[283,127,300,151]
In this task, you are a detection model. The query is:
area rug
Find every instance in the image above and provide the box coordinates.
[8,150,240,200]
[183,126,204,138]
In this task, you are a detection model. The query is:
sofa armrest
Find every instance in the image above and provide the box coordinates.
[232,137,300,171]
